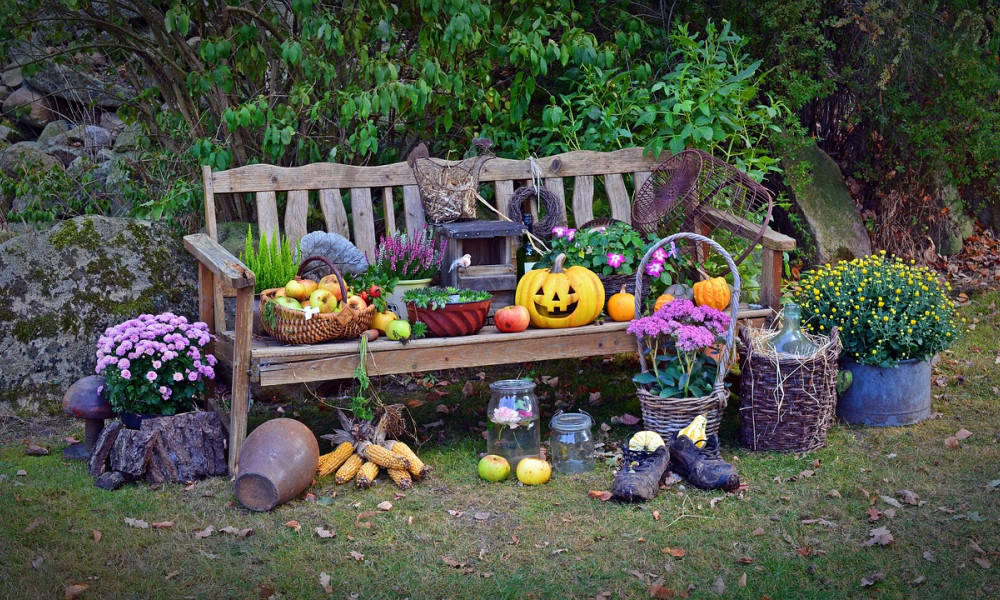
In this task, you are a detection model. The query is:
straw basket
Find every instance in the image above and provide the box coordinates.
[737,326,841,453]
[632,233,740,455]
[259,257,375,344]
[408,143,493,223]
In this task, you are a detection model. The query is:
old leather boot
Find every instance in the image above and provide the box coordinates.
[669,433,740,492]
[611,445,670,503]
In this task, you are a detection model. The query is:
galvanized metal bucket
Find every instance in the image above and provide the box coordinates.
[836,358,931,426]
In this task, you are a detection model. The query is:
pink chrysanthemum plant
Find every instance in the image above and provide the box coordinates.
[627,299,730,399]
[95,313,216,416]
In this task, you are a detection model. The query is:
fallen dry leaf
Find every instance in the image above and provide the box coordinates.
[589,391,602,404]
[164,570,181,580]
[860,571,885,587]
[648,584,680,599]
[92,530,101,543]
[473,512,490,521]
[24,517,45,533]
[969,540,986,555]
[356,511,379,527]
[63,435,79,445]
[653,510,661,521]
[861,526,894,547]
[801,518,838,528]
[125,518,149,529]
[945,436,960,450]
[377,501,393,511]
[16,469,27,476]
[884,508,897,519]
[588,490,612,501]
[880,495,902,509]
[867,507,883,522]
[314,527,335,539]
[955,428,973,440]
[661,547,686,558]
[65,583,89,599]
[923,550,937,562]
[285,520,301,532]
[442,555,466,568]
[403,399,425,409]
[552,548,568,555]
[737,557,754,565]
[897,490,920,505]
[974,557,992,570]
[349,550,364,561]
[462,381,475,398]
[319,572,332,594]
[827,489,842,499]
[752,527,766,536]
[151,521,174,530]
[912,575,926,586]
[796,547,812,557]
[31,555,43,569]
[25,443,49,456]
[220,526,253,538]
[709,497,725,509]
[710,576,725,596]
[194,525,214,539]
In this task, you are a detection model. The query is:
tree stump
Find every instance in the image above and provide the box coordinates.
[88,412,227,487]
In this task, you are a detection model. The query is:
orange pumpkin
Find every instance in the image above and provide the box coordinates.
[693,277,731,311]
[607,285,636,322]
[515,253,605,328]
[653,293,675,312]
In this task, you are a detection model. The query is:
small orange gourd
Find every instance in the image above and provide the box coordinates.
[607,285,636,322]
[693,277,731,311]
[653,294,675,312]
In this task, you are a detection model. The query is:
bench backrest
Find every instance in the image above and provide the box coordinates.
[202,147,664,260]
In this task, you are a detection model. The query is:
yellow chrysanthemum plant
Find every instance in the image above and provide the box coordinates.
[794,251,962,367]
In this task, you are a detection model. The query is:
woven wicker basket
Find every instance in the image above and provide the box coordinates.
[259,257,375,344]
[408,142,493,224]
[737,327,841,453]
[632,233,741,451]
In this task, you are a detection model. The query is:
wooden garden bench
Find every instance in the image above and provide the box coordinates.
[182,147,795,472]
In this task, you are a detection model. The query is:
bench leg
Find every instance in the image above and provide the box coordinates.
[228,287,253,475]
[760,247,783,313]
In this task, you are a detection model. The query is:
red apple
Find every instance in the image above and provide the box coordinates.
[284,277,317,301]
[494,305,530,333]
[317,274,343,301]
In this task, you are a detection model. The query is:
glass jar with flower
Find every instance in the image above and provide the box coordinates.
[795,251,963,425]
[534,221,679,299]
[376,227,448,320]
[95,313,216,428]
[486,379,540,468]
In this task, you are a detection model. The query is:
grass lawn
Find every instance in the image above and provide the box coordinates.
[1,291,998,600]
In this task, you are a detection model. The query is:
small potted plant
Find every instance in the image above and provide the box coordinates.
[628,298,732,441]
[795,251,962,426]
[375,227,448,320]
[534,221,678,298]
[403,286,492,337]
[95,313,217,429]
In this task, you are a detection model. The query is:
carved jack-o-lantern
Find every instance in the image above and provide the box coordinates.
[515,253,605,328]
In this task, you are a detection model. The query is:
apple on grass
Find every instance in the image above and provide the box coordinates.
[478,454,510,482]
[309,289,339,314]
[516,457,551,485]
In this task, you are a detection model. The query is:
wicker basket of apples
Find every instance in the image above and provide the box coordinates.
[260,256,375,344]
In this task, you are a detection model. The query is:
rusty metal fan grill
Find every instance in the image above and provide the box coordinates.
[631,149,773,266]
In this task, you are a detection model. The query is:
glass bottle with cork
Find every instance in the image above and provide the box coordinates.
[516,211,537,279]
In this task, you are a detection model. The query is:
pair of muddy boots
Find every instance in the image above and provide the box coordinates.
[611,445,670,503]
[669,433,741,492]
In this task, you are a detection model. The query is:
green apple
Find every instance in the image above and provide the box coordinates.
[385,319,411,341]
[309,288,339,314]
[477,454,510,482]
[274,296,302,310]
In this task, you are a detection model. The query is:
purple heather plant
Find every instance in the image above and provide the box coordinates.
[95,313,216,415]
[374,227,447,280]
[627,299,730,399]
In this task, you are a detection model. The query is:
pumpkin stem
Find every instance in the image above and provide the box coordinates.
[552,253,567,274]
[619,285,627,295]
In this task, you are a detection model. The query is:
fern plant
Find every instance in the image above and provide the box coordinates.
[240,225,299,294]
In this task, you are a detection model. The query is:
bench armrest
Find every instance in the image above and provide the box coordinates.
[702,206,796,252]
[183,233,256,290]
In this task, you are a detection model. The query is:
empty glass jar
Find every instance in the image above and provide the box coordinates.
[487,379,540,468]
[549,410,594,474]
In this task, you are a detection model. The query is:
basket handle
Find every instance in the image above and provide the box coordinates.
[632,232,742,388]
[298,255,349,302]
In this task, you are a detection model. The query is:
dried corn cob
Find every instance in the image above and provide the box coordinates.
[391,441,430,479]
[356,461,379,489]
[364,444,410,470]
[387,467,413,490]
[334,453,363,484]
[318,442,355,477]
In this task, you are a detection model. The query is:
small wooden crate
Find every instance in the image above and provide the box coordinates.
[434,220,525,311]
